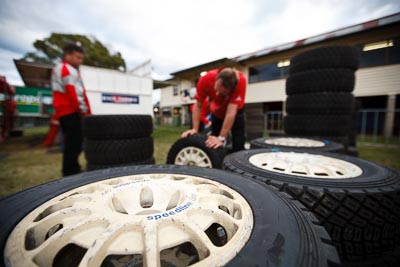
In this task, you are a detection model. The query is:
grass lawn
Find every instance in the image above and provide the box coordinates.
[0,125,399,197]
[0,125,187,197]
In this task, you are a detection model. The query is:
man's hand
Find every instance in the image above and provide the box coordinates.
[181,129,198,138]
[205,136,223,149]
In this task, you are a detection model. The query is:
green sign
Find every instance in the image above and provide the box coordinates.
[0,86,54,115]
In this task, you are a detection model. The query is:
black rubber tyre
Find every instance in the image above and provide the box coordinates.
[83,115,153,140]
[250,137,344,153]
[86,157,155,171]
[286,69,355,95]
[0,165,340,267]
[289,46,359,75]
[286,93,354,115]
[84,137,154,164]
[166,135,226,169]
[284,114,352,136]
[222,148,400,262]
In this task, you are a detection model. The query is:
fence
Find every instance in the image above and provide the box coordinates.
[263,109,400,144]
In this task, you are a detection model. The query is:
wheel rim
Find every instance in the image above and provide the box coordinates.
[249,152,363,179]
[265,138,325,147]
[5,174,253,267]
[174,146,213,168]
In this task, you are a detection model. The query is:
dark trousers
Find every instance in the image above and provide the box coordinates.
[211,109,245,152]
[59,113,82,177]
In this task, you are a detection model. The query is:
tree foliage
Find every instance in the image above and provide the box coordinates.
[22,33,126,71]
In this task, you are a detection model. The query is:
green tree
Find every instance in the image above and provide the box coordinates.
[22,33,126,71]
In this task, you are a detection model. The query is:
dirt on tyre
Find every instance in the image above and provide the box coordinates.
[166,135,227,169]
[0,165,340,267]
[289,46,359,75]
[222,148,400,263]
[250,137,344,153]
[83,115,153,140]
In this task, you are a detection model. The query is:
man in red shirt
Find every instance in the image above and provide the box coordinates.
[51,44,91,176]
[182,67,246,151]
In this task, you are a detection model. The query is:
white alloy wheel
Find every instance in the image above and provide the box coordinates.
[265,138,325,147]
[249,152,363,179]
[5,174,253,267]
[174,147,213,168]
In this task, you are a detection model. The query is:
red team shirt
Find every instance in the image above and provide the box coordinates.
[195,68,246,120]
[51,61,91,119]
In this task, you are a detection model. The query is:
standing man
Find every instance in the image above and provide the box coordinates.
[181,67,246,151]
[51,44,91,176]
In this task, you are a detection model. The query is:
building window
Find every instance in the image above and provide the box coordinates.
[388,38,400,65]
[359,39,400,68]
[173,85,178,96]
[249,59,290,83]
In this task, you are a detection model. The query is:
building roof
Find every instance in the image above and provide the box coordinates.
[170,58,238,77]
[14,60,54,88]
[153,79,176,89]
[234,12,400,62]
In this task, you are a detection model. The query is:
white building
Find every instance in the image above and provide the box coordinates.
[157,13,400,136]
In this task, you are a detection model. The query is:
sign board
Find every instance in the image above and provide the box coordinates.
[102,93,140,104]
[0,86,54,115]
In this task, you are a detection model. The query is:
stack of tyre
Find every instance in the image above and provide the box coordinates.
[284,46,359,155]
[83,115,155,170]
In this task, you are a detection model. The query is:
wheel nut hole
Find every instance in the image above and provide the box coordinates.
[205,223,228,247]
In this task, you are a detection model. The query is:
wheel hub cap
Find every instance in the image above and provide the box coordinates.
[249,152,363,178]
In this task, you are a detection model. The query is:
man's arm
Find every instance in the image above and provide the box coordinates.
[205,103,238,148]
[181,100,202,138]
[219,103,238,138]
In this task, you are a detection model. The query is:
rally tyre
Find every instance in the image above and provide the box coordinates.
[250,137,344,153]
[83,115,153,140]
[286,93,354,115]
[86,157,156,171]
[284,114,352,136]
[289,45,359,75]
[0,165,340,267]
[84,137,154,164]
[286,69,355,95]
[222,148,400,263]
[166,134,227,169]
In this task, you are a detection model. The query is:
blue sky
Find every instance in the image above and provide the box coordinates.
[1,0,399,90]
